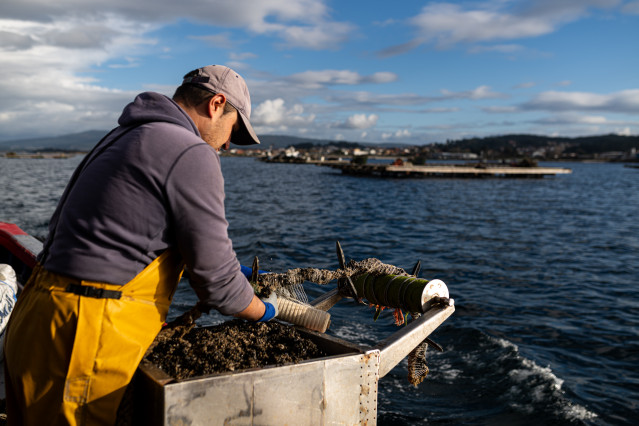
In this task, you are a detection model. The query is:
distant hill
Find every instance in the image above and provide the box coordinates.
[257,135,360,149]
[1,131,637,156]
[0,131,368,152]
[0,130,107,151]
[438,133,639,157]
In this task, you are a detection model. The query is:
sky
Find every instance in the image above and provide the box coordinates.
[1,0,638,145]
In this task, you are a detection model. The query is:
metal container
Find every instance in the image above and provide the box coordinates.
[0,221,455,423]
[130,305,454,425]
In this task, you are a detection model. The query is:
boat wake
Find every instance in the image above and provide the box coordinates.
[491,337,599,423]
[371,325,601,425]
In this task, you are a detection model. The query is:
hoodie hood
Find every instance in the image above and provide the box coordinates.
[118,92,200,136]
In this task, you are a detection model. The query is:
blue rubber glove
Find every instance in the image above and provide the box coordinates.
[257,292,278,322]
[241,265,268,279]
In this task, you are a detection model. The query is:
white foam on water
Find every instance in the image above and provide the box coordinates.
[493,336,599,422]
[509,358,564,397]
[330,323,368,343]
[562,403,600,421]
[461,350,485,369]
[495,337,518,350]
[436,363,462,382]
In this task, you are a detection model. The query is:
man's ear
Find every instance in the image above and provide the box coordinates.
[207,94,227,117]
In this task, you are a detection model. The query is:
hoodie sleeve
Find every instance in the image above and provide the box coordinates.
[164,143,254,315]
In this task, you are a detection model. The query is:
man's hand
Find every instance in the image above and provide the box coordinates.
[258,291,278,321]
[165,305,202,328]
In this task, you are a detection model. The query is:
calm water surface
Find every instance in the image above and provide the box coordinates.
[1,155,638,425]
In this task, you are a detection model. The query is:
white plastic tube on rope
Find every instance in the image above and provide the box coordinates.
[276,296,331,333]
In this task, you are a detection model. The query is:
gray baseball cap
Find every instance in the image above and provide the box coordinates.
[181,65,260,145]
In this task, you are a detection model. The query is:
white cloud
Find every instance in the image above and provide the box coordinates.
[2,0,351,50]
[380,0,621,54]
[108,57,141,69]
[322,85,506,110]
[482,106,519,113]
[468,44,525,54]
[579,115,608,124]
[367,72,397,84]
[324,91,434,108]
[225,61,250,71]
[520,112,639,139]
[410,3,555,47]
[441,85,507,100]
[277,21,354,50]
[623,1,639,14]
[43,25,120,49]
[524,89,639,113]
[382,129,411,140]
[0,0,354,85]
[0,30,36,50]
[514,82,536,89]
[229,52,258,61]
[252,99,287,125]
[190,33,238,49]
[0,13,161,138]
[336,114,378,129]
[0,0,354,138]
[373,18,399,27]
[0,0,635,144]
[422,107,460,113]
[287,70,397,89]
[251,98,315,129]
[536,113,608,125]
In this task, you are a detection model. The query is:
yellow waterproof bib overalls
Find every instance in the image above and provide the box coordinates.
[3,249,184,425]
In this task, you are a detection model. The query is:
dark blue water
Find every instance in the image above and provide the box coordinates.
[1,155,638,425]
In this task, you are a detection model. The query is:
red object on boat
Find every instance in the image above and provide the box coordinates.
[0,222,39,269]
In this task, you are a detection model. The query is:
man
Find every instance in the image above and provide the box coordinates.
[4,65,276,425]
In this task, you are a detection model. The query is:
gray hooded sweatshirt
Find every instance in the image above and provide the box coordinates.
[41,92,254,315]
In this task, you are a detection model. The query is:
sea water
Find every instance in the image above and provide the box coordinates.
[1,155,637,425]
